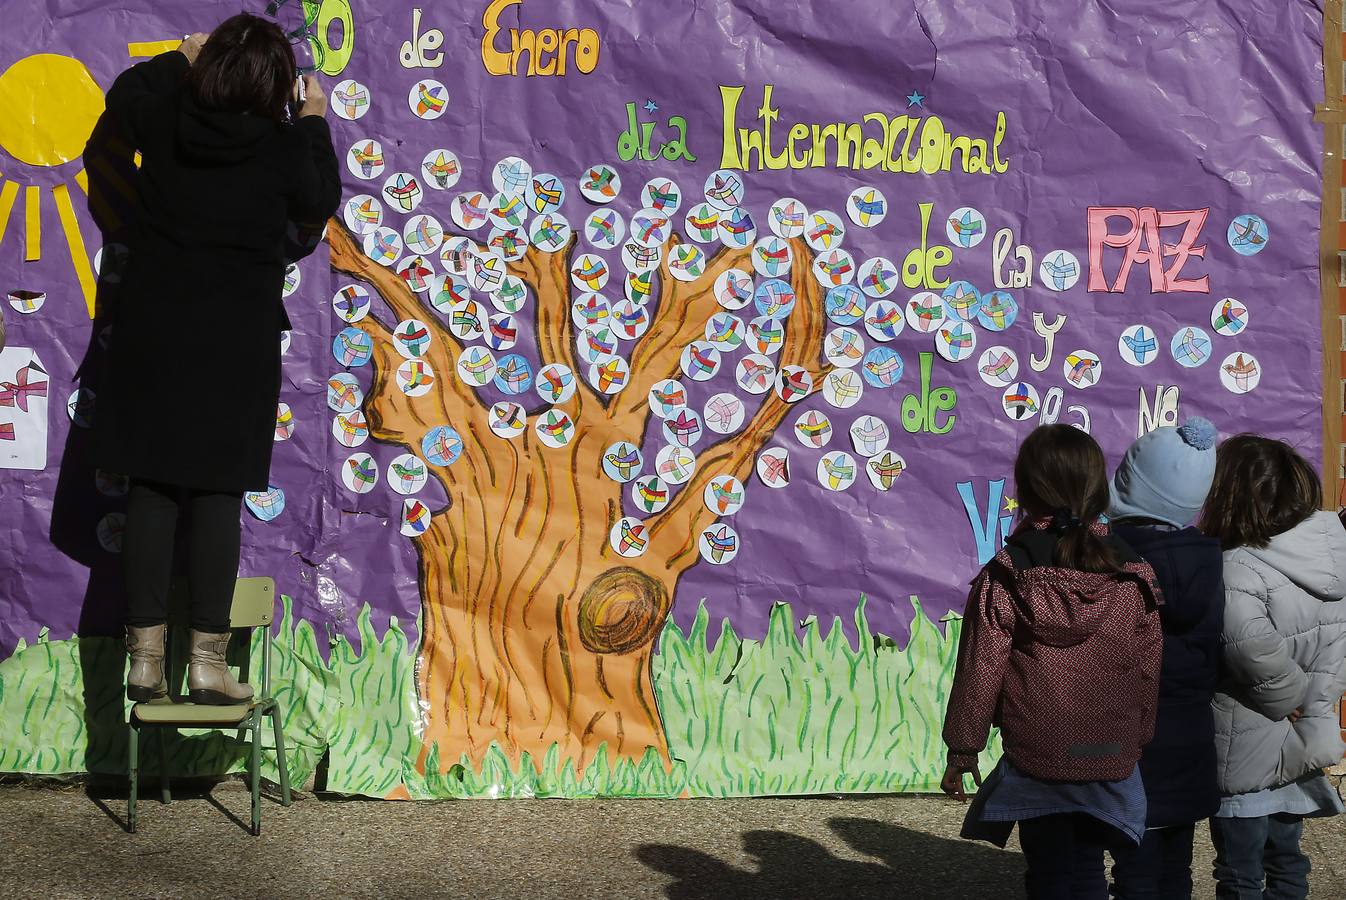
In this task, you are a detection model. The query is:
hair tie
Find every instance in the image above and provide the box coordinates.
[1051,510,1084,532]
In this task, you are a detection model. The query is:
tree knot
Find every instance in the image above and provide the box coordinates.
[577,567,670,654]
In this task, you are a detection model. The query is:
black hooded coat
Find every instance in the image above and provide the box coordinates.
[96,50,340,492]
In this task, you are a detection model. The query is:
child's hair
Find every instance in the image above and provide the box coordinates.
[1014,424,1124,573]
[1198,434,1322,549]
[187,14,296,123]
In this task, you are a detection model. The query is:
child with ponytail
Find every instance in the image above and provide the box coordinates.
[941,424,1165,900]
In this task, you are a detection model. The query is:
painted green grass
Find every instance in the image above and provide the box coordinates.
[0,597,360,787]
[410,742,687,800]
[324,603,419,796]
[0,595,997,797]
[655,595,1001,795]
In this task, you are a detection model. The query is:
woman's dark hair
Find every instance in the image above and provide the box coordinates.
[1014,424,1124,573]
[1198,434,1322,549]
[186,14,296,122]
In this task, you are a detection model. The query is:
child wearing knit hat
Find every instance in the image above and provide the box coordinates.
[1108,417,1224,897]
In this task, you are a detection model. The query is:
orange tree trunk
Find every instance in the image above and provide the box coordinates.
[326,221,825,774]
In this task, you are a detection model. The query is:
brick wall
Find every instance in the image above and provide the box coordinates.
[1338,26,1346,506]
[1332,13,1345,758]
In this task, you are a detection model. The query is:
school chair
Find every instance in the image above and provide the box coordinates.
[127,576,290,836]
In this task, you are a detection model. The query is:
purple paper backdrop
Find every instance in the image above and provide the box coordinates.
[0,0,1325,656]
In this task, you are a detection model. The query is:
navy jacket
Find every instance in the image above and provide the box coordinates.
[1113,522,1225,826]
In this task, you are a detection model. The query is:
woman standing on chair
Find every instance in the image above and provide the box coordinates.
[96,14,340,703]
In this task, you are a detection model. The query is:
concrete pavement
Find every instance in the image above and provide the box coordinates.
[2,780,1344,898]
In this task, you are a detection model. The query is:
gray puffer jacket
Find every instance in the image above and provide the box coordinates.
[1213,511,1346,795]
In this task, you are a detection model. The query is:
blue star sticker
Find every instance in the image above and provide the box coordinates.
[906,90,926,108]
[643,99,658,114]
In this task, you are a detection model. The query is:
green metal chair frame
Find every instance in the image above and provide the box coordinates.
[127,576,289,836]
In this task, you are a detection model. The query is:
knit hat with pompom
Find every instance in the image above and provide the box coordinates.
[1109,417,1219,528]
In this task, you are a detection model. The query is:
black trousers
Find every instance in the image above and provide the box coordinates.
[1109,822,1197,899]
[1019,813,1128,900]
[123,480,243,632]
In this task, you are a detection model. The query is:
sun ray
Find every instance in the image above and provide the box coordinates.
[0,178,17,244]
[84,153,133,233]
[88,143,137,196]
[127,40,181,59]
[24,184,39,260]
[0,54,109,294]
[52,183,96,317]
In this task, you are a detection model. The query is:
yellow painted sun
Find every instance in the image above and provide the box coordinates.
[0,53,106,315]
[0,43,177,317]
[0,54,104,165]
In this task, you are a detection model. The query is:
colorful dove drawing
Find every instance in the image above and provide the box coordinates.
[704,525,737,562]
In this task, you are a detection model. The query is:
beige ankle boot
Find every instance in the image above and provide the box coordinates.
[126,625,168,702]
[187,630,253,705]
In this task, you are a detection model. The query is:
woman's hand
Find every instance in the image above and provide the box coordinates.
[940,762,982,802]
[1288,707,1304,724]
[178,32,210,65]
[298,76,328,120]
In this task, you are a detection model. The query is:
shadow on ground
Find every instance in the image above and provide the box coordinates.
[80,776,286,835]
[637,816,1023,900]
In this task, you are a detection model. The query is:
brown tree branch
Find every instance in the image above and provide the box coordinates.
[612,236,754,436]
[649,392,800,568]
[506,233,595,416]
[508,234,578,369]
[646,237,828,568]
[353,309,499,509]
[327,219,486,431]
[352,313,424,450]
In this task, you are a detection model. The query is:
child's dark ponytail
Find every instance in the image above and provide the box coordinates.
[1050,504,1123,574]
[1014,426,1125,574]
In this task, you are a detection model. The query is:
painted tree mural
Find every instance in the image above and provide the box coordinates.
[325,176,832,774]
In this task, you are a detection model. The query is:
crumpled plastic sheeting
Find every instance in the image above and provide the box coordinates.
[0,0,1327,699]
